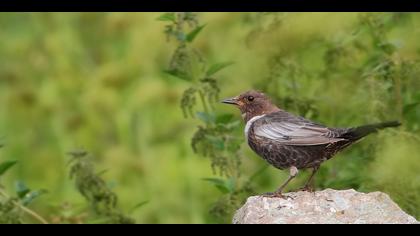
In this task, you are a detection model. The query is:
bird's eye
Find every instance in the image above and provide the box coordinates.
[247,96,254,102]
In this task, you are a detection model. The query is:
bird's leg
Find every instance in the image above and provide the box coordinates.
[297,166,319,192]
[263,166,298,198]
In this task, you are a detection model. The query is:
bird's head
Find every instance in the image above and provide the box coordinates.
[221,90,280,122]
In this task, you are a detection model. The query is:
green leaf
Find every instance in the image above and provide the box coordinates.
[225,120,241,130]
[176,32,186,42]
[85,217,112,224]
[215,114,234,124]
[202,178,229,193]
[205,135,224,150]
[224,178,235,193]
[0,160,17,176]
[156,13,175,22]
[378,42,397,55]
[129,201,149,214]
[202,177,235,194]
[164,69,192,81]
[403,102,420,115]
[21,189,48,206]
[67,149,88,158]
[206,62,235,77]
[96,169,109,177]
[107,180,117,190]
[196,112,215,124]
[15,181,31,199]
[186,24,206,43]
[226,139,242,153]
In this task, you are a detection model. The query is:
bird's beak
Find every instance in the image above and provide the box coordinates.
[221,97,239,105]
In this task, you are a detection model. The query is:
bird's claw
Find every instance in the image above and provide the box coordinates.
[261,191,294,200]
[295,185,315,192]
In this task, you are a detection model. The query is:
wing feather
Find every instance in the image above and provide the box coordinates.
[253,118,344,146]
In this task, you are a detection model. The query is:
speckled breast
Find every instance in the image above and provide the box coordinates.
[247,130,331,170]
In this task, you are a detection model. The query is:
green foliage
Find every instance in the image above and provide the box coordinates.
[202,178,235,194]
[255,56,319,119]
[161,12,199,43]
[2,147,140,224]
[0,198,23,224]
[158,12,420,222]
[368,135,420,219]
[160,12,252,220]
[129,201,149,214]
[160,13,229,118]
[245,12,420,218]
[0,13,419,223]
[68,150,135,224]
[186,24,206,43]
[0,161,18,177]
[0,146,47,224]
[14,181,47,206]
[156,13,176,22]
[206,62,235,77]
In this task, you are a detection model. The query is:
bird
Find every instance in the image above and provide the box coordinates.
[222,90,401,197]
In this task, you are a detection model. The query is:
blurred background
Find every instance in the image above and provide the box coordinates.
[0,12,419,223]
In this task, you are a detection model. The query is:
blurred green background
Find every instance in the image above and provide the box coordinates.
[0,13,419,223]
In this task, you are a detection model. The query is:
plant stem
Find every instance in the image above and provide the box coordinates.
[198,90,210,114]
[0,188,49,224]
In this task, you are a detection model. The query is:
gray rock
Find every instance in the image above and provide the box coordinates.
[233,188,419,224]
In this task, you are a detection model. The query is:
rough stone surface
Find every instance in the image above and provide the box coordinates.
[233,189,419,224]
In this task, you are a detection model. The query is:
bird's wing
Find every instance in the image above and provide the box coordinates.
[253,118,345,146]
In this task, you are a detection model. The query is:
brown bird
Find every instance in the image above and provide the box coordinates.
[222,90,400,197]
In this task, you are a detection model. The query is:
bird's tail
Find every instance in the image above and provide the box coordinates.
[341,121,401,141]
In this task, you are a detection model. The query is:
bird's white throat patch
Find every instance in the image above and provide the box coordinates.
[244,114,266,138]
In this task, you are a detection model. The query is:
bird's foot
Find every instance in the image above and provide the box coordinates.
[295,185,315,193]
[260,191,294,200]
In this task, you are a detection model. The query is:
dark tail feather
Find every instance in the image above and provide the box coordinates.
[341,121,401,141]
